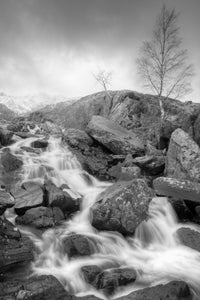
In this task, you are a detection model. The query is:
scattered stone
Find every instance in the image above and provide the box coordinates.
[177,227,200,252]
[62,234,96,258]
[87,116,145,155]
[0,128,13,146]
[132,155,165,175]
[91,179,154,235]
[15,206,64,229]
[0,189,15,215]
[153,177,200,203]
[11,182,44,215]
[31,139,48,148]
[1,149,23,172]
[165,128,200,181]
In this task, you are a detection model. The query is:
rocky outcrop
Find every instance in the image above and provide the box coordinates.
[82,266,137,296]
[1,149,23,172]
[0,189,15,215]
[0,217,34,272]
[63,128,93,148]
[91,179,154,235]
[165,128,200,181]
[177,227,200,252]
[87,116,145,156]
[62,234,96,258]
[15,206,65,229]
[11,182,44,215]
[0,128,13,146]
[154,177,200,203]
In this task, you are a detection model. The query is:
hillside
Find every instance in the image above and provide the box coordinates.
[0,103,17,124]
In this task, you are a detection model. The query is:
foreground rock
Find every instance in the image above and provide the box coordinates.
[0,275,70,300]
[0,216,34,272]
[165,128,200,181]
[1,149,23,172]
[82,266,137,296]
[87,116,145,155]
[0,189,15,215]
[15,206,65,229]
[11,182,44,215]
[177,227,200,252]
[154,177,200,203]
[63,128,93,148]
[62,234,96,258]
[92,179,154,235]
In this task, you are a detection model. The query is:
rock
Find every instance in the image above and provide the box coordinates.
[177,227,200,252]
[20,146,41,154]
[63,128,93,148]
[168,198,194,222]
[87,116,145,155]
[41,120,62,135]
[82,266,137,296]
[15,206,64,229]
[153,177,200,203]
[119,166,141,181]
[0,275,70,300]
[62,234,96,258]
[165,128,200,181]
[0,216,34,272]
[1,149,23,172]
[116,281,192,300]
[31,139,48,148]
[45,180,80,214]
[0,128,13,146]
[11,182,44,215]
[0,189,15,215]
[132,155,165,175]
[91,179,154,235]
[15,132,36,139]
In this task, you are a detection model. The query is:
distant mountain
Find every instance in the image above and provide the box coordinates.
[0,92,77,115]
[0,103,17,124]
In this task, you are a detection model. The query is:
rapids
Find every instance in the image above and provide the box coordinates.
[5,135,200,299]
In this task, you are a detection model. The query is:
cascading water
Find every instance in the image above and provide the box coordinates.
[7,136,200,299]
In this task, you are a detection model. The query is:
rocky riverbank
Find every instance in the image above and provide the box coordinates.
[1,90,200,299]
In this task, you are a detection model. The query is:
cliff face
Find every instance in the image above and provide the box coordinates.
[29,90,200,148]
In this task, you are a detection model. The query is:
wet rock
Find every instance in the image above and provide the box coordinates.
[0,275,70,300]
[168,198,194,222]
[0,128,13,146]
[177,227,200,252]
[87,115,145,155]
[116,281,192,300]
[45,180,80,214]
[82,266,137,296]
[0,189,15,215]
[20,146,41,154]
[63,128,93,148]
[31,139,48,148]
[1,149,23,172]
[11,182,44,215]
[132,155,165,175]
[0,216,34,272]
[165,128,200,181]
[15,206,64,229]
[91,179,154,235]
[62,234,96,258]
[153,177,200,203]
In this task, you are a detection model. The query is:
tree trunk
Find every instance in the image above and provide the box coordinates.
[159,97,165,119]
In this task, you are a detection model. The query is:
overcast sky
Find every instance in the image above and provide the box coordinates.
[0,0,199,101]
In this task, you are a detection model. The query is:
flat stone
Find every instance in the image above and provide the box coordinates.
[0,189,15,215]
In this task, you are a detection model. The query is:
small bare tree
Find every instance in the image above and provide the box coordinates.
[93,69,112,97]
[137,4,194,119]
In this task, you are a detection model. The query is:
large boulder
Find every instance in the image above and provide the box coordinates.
[31,139,48,148]
[63,128,93,149]
[15,206,65,229]
[177,227,200,252]
[165,128,200,181]
[91,179,154,235]
[0,128,13,146]
[87,116,145,155]
[0,189,15,215]
[62,234,96,258]
[11,182,44,215]
[1,149,23,172]
[0,216,34,272]
[153,177,200,203]
[45,180,80,214]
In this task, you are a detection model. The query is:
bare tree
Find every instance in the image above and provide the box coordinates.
[137,4,194,118]
[93,69,112,97]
